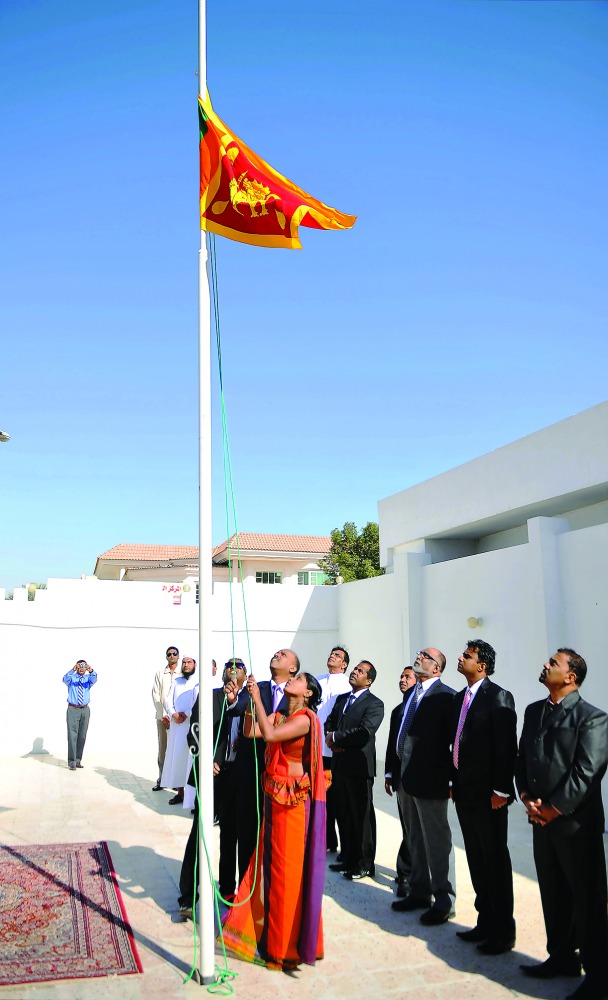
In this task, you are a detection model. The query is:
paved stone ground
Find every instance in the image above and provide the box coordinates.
[0,752,595,1000]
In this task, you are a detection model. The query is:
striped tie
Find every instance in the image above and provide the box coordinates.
[342,693,356,715]
[77,680,84,706]
[453,687,472,769]
[397,682,422,758]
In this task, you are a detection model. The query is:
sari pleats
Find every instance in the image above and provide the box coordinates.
[221,709,326,970]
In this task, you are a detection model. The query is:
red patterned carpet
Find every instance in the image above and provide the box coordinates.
[0,841,143,986]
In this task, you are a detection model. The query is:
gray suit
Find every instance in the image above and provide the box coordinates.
[399,678,456,911]
[515,690,608,992]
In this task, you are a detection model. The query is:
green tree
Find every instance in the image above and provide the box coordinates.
[320,521,384,584]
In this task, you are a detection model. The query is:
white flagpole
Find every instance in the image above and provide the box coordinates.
[197,0,216,984]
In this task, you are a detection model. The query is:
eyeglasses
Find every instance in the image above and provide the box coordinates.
[225,661,244,669]
[416,650,438,665]
[166,651,178,657]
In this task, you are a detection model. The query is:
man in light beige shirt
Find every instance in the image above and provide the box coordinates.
[151,646,179,790]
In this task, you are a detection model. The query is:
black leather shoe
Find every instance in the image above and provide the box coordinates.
[520,955,582,979]
[477,939,515,955]
[457,927,488,943]
[391,895,432,912]
[168,795,184,805]
[152,784,163,791]
[566,981,608,1000]
[419,906,456,926]
[343,868,375,880]
[329,861,348,872]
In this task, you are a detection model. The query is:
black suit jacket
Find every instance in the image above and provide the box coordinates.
[450,678,517,803]
[385,697,408,790]
[186,689,230,787]
[515,690,608,818]
[400,678,455,799]
[325,689,385,778]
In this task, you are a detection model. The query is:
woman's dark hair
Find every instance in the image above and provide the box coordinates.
[303,673,322,713]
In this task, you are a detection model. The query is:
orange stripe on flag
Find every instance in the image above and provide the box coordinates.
[199,96,356,250]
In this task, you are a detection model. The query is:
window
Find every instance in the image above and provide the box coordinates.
[298,571,328,586]
[255,571,282,585]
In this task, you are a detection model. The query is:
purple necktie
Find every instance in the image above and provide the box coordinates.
[453,688,472,769]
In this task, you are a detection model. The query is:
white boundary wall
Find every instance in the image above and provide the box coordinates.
[0,578,338,759]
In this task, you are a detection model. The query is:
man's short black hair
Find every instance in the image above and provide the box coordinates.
[558,647,587,686]
[331,645,350,666]
[467,639,496,676]
[360,660,377,684]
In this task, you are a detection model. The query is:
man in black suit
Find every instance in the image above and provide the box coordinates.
[451,640,517,954]
[325,660,384,880]
[214,658,248,898]
[177,671,231,917]
[384,666,417,897]
[515,648,608,1000]
[226,648,297,882]
[392,647,456,925]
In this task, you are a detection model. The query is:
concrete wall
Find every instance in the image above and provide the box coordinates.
[2,510,607,775]
[0,577,338,759]
[339,515,608,763]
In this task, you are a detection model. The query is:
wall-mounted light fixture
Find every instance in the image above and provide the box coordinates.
[466,616,482,629]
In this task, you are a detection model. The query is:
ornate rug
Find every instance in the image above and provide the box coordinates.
[0,841,143,986]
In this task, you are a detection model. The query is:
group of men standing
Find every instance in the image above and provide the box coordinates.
[151,638,608,1000]
[381,640,608,1000]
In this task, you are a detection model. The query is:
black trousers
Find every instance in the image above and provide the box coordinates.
[235,739,266,883]
[333,771,376,873]
[216,762,239,896]
[533,807,608,989]
[323,755,339,851]
[178,802,199,909]
[455,797,515,940]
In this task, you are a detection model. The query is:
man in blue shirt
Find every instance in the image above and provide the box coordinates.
[62,660,97,770]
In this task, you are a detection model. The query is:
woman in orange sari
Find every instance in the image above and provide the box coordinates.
[221,671,327,971]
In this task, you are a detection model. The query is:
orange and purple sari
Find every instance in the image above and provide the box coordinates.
[220,708,327,970]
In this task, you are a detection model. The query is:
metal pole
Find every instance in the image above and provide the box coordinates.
[197,0,216,984]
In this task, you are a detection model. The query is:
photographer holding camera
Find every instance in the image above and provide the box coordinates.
[62,660,97,770]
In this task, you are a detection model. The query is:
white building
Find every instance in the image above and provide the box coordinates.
[2,402,607,763]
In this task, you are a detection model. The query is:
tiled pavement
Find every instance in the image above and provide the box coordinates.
[0,752,593,1000]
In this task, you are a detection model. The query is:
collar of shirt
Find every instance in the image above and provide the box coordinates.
[420,676,440,692]
[464,677,485,703]
[348,688,368,701]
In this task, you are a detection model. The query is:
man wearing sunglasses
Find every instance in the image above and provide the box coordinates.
[392,647,456,925]
[151,646,179,791]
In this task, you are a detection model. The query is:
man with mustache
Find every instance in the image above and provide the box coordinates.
[515,649,608,1000]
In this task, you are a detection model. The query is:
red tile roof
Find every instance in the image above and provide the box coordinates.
[212,533,331,560]
[97,544,200,562]
[97,535,331,566]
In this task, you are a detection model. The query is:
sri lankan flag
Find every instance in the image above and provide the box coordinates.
[199,95,356,250]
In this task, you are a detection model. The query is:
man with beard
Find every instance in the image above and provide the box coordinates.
[516,649,608,1000]
[151,646,179,790]
[391,647,456,925]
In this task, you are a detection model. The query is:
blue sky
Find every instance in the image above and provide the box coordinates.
[1,0,607,591]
